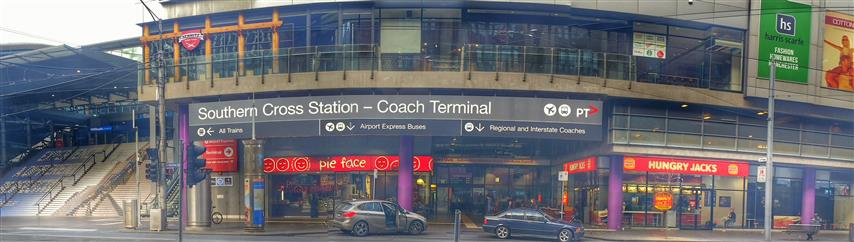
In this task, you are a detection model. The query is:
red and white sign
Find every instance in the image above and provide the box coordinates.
[179,30,204,51]
[563,157,596,175]
[623,156,748,177]
[757,166,767,183]
[654,192,673,211]
[263,155,433,173]
[203,140,238,172]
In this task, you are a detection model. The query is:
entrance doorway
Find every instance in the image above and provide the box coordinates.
[677,187,712,230]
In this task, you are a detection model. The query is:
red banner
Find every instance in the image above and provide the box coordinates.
[623,156,748,177]
[563,157,596,174]
[263,155,433,173]
[203,140,238,172]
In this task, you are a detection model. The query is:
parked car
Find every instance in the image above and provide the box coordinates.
[482,208,584,242]
[328,200,427,237]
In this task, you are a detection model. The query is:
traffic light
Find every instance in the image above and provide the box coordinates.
[144,148,160,182]
[187,141,208,188]
[145,161,159,182]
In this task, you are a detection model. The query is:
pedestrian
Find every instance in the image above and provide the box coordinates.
[722,208,736,229]
[486,194,494,215]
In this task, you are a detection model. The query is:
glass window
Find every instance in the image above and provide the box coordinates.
[774,128,800,143]
[612,115,628,129]
[211,32,238,78]
[703,136,736,150]
[704,122,736,137]
[801,145,828,157]
[629,131,665,145]
[737,139,766,153]
[630,116,665,131]
[524,210,546,222]
[802,132,829,145]
[508,210,524,220]
[830,134,854,148]
[631,105,667,116]
[738,125,766,139]
[311,12,338,46]
[341,12,374,45]
[667,133,701,148]
[613,130,629,144]
[244,28,273,76]
[668,119,701,133]
[773,142,799,155]
[280,15,307,48]
[830,147,853,160]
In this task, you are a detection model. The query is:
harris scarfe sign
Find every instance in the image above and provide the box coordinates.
[758,0,812,84]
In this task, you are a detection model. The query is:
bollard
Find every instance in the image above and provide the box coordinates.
[124,199,138,229]
[849,223,853,242]
[454,209,461,242]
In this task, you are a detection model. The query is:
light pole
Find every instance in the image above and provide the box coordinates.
[763,61,776,242]
[140,0,167,229]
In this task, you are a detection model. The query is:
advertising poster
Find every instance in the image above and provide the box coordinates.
[757,0,812,83]
[632,32,667,59]
[822,11,854,91]
[203,140,238,172]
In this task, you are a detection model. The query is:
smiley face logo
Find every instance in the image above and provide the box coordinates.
[413,157,421,171]
[294,157,310,172]
[276,158,290,172]
[263,158,275,173]
[375,156,390,171]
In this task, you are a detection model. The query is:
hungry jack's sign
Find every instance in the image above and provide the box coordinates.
[623,156,748,177]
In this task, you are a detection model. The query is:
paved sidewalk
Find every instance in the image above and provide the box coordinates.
[585,228,852,242]
[122,220,331,236]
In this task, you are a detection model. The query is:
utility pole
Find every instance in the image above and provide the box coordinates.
[763,61,775,242]
[133,109,140,228]
[140,0,167,229]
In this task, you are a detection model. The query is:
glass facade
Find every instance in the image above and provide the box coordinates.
[142,5,745,92]
[611,101,854,161]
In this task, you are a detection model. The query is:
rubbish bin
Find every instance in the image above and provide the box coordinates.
[124,199,138,229]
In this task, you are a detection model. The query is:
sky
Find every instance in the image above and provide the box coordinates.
[0,0,164,47]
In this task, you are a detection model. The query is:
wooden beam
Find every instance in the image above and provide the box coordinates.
[272,9,280,72]
[173,22,181,83]
[205,16,212,81]
[143,25,151,84]
[238,13,245,76]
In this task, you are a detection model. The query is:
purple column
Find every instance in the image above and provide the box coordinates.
[178,105,190,225]
[801,168,816,225]
[607,156,624,230]
[398,136,414,211]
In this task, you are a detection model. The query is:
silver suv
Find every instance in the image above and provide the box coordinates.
[329,200,427,236]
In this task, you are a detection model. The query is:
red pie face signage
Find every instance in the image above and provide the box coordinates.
[179,30,204,51]
[623,156,748,177]
[263,155,433,173]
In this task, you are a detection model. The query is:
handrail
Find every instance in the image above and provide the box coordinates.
[33,143,119,214]
[67,143,145,216]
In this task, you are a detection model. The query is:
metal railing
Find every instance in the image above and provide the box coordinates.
[33,142,120,215]
[139,44,741,92]
[64,143,147,216]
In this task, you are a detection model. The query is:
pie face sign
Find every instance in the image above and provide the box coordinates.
[623,156,748,177]
[179,30,204,51]
[263,155,433,173]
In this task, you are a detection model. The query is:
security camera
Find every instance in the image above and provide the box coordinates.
[688,0,694,5]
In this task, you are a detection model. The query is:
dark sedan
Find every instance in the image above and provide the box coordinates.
[482,208,584,242]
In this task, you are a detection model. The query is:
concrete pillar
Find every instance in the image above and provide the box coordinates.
[149,106,157,148]
[607,155,624,230]
[801,168,816,225]
[178,105,190,225]
[398,136,414,211]
[242,139,265,231]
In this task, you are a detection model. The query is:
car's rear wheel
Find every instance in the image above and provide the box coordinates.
[495,226,510,239]
[408,221,424,235]
[352,221,369,237]
[558,228,573,242]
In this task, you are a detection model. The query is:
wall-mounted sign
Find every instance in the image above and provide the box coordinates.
[822,11,854,91]
[653,192,673,211]
[203,140,238,172]
[179,29,204,51]
[210,176,233,187]
[558,171,569,181]
[89,126,113,132]
[632,32,667,59]
[757,165,767,183]
[623,156,749,177]
[263,155,433,173]
[758,0,812,84]
[189,95,603,141]
[563,156,597,175]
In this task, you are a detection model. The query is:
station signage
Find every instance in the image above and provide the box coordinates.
[189,95,602,141]
[623,156,749,177]
[262,155,433,173]
[202,140,238,172]
[563,156,597,175]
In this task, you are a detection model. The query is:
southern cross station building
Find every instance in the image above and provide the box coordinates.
[1,0,852,233]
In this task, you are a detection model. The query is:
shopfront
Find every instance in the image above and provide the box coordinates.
[619,155,749,230]
[263,155,434,218]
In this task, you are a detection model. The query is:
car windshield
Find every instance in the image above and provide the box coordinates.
[541,210,557,221]
[336,202,354,211]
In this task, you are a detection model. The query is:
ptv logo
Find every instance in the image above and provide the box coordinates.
[776,14,796,36]
[179,30,204,51]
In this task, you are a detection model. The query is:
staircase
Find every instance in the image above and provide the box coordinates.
[88,169,153,217]
[36,144,122,215]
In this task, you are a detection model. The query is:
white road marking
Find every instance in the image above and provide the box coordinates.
[19,227,96,232]
[2,232,175,241]
[97,222,124,226]
[89,218,120,222]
